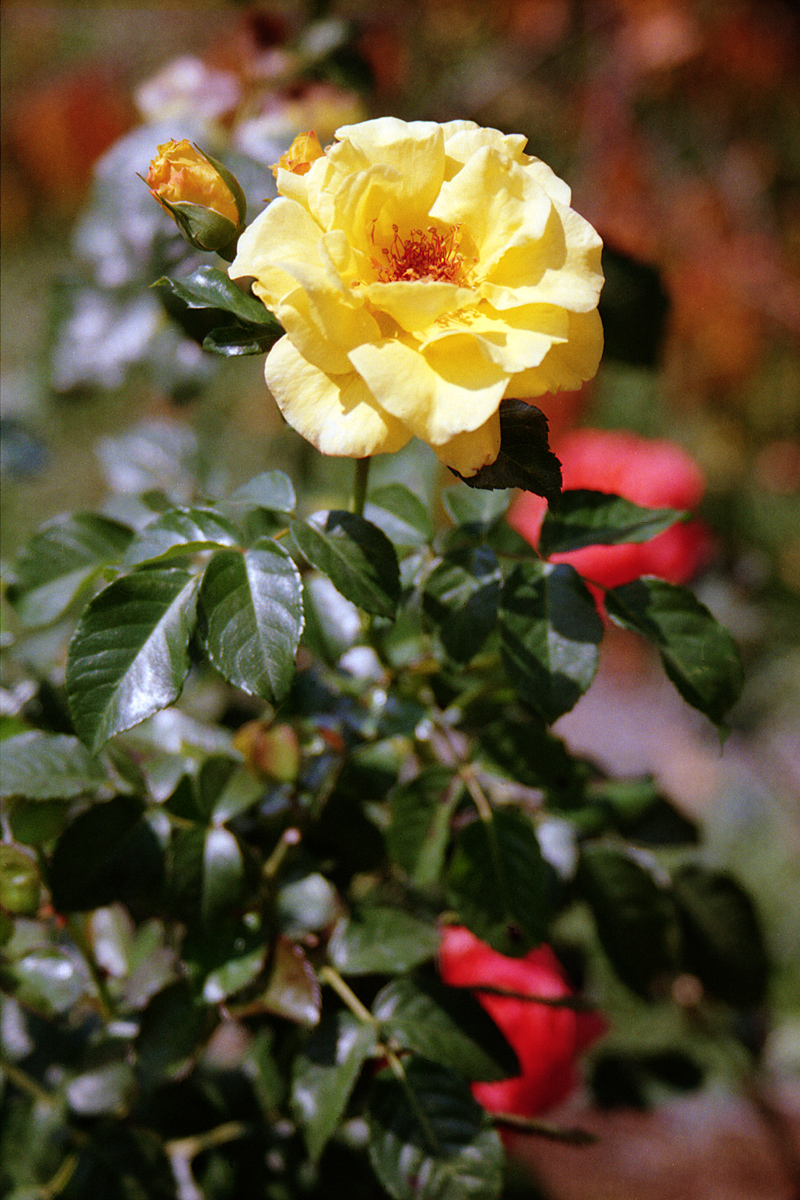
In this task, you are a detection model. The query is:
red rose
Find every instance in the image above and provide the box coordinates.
[439,926,606,1119]
[507,429,712,590]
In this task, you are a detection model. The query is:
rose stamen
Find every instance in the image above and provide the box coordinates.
[371,223,465,283]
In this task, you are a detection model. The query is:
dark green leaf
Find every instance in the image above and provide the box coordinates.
[123,508,240,566]
[577,844,676,997]
[262,935,321,1026]
[290,511,400,618]
[373,975,519,1082]
[203,323,282,355]
[198,540,303,701]
[450,400,562,502]
[478,716,590,804]
[423,545,502,661]
[368,1057,503,1200]
[0,731,108,799]
[499,560,603,723]
[8,948,90,1016]
[136,980,213,1091]
[67,567,200,753]
[202,827,246,924]
[446,806,549,957]
[540,490,685,556]
[386,766,458,885]
[365,484,434,548]
[48,797,163,913]
[671,865,769,1006]
[152,264,276,326]
[605,578,744,727]
[292,1011,377,1162]
[224,470,296,517]
[328,908,440,976]
[8,514,133,627]
[0,844,41,914]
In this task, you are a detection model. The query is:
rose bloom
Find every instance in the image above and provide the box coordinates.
[229,117,603,476]
[439,926,606,1118]
[508,428,712,589]
[147,138,241,226]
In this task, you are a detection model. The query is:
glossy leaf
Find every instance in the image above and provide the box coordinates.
[423,545,502,661]
[152,264,276,326]
[198,540,303,701]
[386,766,458,885]
[499,560,603,723]
[292,1011,377,1162]
[123,507,240,567]
[0,731,108,799]
[220,471,296,542]
[8,513,133,627]
[578,844,676,997]
[368,1057,503,1200]
[136,980,213,1090]
[540,489,685,555]
[290,511,400,618]
[671,865,769,1006]
[8,947,90,1017]
[446,806,549,958]
[202,827,246,924]
[365,483,434,548]
[442,487,510,532]
[373,975,519,1082]
[262,936,322,1026]
[605,577,744,726]
[328,908,441,976]
[66,567,200,753]
[0,844,41,914]
[203,324,281,355]
[449,399,562,502]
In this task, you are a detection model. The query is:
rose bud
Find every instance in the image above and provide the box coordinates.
[146,138,246,255]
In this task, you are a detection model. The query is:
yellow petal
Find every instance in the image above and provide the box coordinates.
[430,147,552,276]
[363,280,474,333]
[483,201,603,312]
[441,121,529,175]
[432,411,502,476]
[502,309,604,398]
[349,336,507,445]
[421,302,568,374]
[265,336,409,458]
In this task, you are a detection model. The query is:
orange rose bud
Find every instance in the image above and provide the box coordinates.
[146,138,246,254]
[270,131,325,179]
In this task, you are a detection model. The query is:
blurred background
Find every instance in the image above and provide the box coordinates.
[2,2,799,1196]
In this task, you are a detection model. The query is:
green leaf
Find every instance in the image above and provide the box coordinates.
[449,399,562,502]
[202,827,246,924]
[605,577,744,726]
[8,514,134,627]
[423,545,501,661]
[66,1061,136,1116]
[365,484,434,549]
[136,980,213,1091]
[123,508,240,566]
[48,796,163,913]
[152,264,277,327]
[577,844,676,997]
[478,716,589,805]
[262,936,321,1026]
[671,865,769,1006]
[290,511,400,618]
[292,1011,377,1162]
[66,567,200,753]
[0,731,108,799]
[328,908,441,976]
[202,324,281,355]
[8,948,90,1017]
[368,1057,504,1200]
[442,487,510,532]
[387,766,458,886]
[540,489,685,556]
[373,975,519,1082]
[220,470,296,544]
[447,806,549,958]
[0,844,41,914]
[198,540,303,701]
[499,560,603,723]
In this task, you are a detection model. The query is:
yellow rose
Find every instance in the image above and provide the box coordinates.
[229,118,603,476]
[147,139,245,252]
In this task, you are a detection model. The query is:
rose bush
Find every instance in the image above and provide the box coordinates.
[439,926,607,1119]
[508,427,712,588]
[228,117,604,476]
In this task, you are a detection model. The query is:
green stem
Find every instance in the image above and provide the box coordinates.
[0,1058,55,1106]
[351,456,371,517]
[66,915,115,1020]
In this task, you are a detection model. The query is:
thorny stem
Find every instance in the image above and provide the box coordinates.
[492,1112,597,1144]
[318,966,441,1155]
[352,456,370,517]
[262,826,301,882]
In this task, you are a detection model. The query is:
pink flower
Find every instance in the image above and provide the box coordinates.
[508,428,712,589]
[439,926,606,1119]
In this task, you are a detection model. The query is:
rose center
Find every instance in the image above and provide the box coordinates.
[373,223,464,284]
